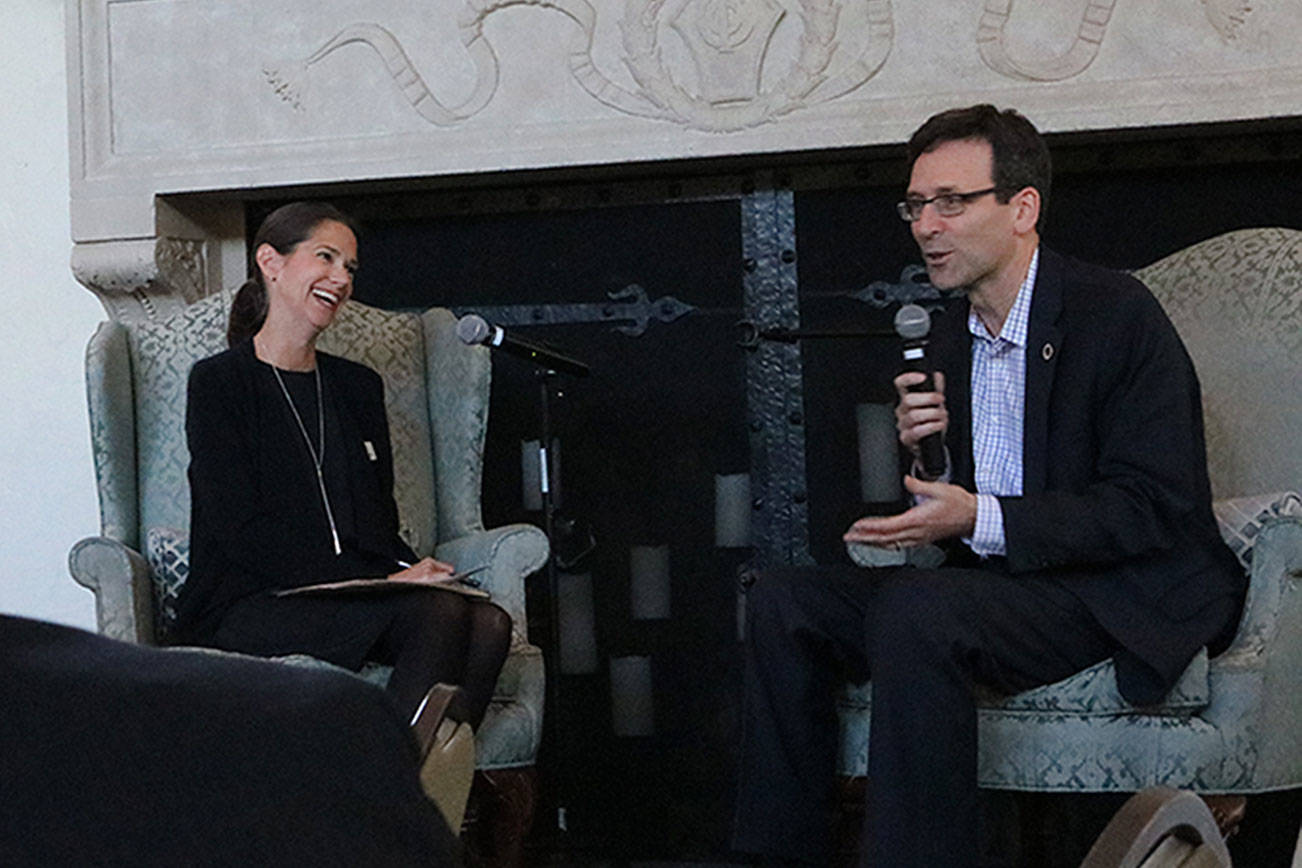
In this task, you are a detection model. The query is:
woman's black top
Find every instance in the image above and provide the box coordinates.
[174,339,418,645]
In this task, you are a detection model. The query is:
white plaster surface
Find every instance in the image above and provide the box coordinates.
[70,0,1302,241]
[0,0,103,630]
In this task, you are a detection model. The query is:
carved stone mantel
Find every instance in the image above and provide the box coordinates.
[71,237,212,323]
[68,0,1302,314]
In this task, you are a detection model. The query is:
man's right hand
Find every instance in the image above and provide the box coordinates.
[894,370,948,457]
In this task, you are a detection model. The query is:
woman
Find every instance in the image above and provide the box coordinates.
[174,202,509,816]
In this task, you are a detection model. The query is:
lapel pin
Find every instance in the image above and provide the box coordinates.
[1041,342,1055,361]
[364,440,378,461]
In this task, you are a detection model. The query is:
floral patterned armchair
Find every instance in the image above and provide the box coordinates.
[841,228,1302,803]
[68,293,549,864]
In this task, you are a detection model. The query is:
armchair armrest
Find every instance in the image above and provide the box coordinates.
[85,320,139,547]
[1214,516,1302,665]
[68,536,155,644]
[435,523,549,644]
[1203,517,1302,787]
[846,540,946,569]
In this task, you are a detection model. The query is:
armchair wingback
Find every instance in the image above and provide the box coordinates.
[69,293,548,777]
[839,228,1302,797]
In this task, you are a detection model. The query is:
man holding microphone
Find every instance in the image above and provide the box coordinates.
[733,105,1244,867]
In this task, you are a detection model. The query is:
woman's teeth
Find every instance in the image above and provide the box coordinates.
[312,288,341,307]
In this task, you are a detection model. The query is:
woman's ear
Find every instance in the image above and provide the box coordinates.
[254,243,282,283]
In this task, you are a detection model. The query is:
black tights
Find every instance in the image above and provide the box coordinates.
[370,594,513,730]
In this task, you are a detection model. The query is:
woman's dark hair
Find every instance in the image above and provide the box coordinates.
[906,104,1052,231]
[226,201,359,346]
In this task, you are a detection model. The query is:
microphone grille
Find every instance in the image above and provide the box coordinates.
[455,314,490,346]
[893,304,931,340]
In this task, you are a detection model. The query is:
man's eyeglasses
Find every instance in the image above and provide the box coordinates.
[896,187,1003,222]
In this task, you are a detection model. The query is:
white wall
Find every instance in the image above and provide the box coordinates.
[0,0,106,629]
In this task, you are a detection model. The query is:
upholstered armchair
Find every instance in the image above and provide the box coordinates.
[68,293,548,863]
[840,228,1302,808]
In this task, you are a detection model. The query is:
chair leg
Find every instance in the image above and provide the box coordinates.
[462,767,538,868]
[1201,794,1247,840]
[835,775,868,867]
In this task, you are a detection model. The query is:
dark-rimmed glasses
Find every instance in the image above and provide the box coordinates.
[896,187,1003,222]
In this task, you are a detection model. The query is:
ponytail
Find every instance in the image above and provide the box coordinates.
[226,279,268,347]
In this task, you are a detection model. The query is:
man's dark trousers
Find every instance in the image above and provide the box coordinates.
[732,562,1116,867]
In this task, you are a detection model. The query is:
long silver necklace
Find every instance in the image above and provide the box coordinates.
[270,362,343,556]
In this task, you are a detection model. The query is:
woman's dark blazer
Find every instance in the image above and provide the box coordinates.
[174,339,418,644]
[930,247,1245,704]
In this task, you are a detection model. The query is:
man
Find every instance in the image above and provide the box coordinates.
[732,105,1245,867]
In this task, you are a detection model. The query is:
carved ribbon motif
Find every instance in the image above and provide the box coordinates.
[265,0,894,132]
[265,0,1253,130]
[976,0,1118,81]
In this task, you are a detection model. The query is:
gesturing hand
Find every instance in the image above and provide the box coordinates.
[388,557,457,582]
[843,475,977,549]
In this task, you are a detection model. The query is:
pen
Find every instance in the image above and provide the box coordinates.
[393,561,489,585]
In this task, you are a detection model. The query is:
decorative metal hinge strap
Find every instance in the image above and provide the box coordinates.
[453,284,695,336]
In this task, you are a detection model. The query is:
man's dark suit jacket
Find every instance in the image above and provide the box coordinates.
[930,247,1245,704]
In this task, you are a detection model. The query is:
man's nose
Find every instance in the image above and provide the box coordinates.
[913,204,944,237]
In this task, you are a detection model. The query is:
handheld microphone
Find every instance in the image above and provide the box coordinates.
[455,314,590,378]
[893,304,947,481]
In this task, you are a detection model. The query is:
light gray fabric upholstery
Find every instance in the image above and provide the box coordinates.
[837,228,1302,795]
[84,321,138,548]
[1139,227,1302,500]
[69,295,549,770]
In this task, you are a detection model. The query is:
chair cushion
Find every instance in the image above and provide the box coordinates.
[981,648,1209,716]
[1213,491,1302,568]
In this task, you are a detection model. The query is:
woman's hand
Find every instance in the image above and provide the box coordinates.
[388,557,457,582]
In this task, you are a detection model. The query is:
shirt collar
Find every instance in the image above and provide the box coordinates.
[968,247,1038,347]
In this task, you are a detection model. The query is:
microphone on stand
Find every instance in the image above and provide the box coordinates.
[455,314,590,378]
[893,304,947,481]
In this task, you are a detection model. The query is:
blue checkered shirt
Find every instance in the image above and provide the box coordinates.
[961,248,1039,557]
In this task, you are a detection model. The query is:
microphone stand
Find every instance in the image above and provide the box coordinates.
[465,315,589,847]
[532,364,579,845]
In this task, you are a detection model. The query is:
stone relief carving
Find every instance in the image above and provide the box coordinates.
[977,0,1119,81]
[156,239,208,305]
[1200,0,1255,44]
[72,238,210,324]
[977,0,1257,82]
[264,0,894,132]
[263,0,1270,128]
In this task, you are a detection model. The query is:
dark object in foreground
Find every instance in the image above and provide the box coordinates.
[0,614,459,866]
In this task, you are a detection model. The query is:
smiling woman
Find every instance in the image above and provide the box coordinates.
[226,202,360,354]
[176,201,510,827]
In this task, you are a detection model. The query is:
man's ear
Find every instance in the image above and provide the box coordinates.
[1011,187,1041,235]
[254,243,281,282]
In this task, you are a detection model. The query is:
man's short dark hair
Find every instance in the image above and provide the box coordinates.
[906,104,1051,231]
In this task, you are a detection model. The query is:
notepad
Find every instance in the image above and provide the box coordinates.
[275,566,490,600]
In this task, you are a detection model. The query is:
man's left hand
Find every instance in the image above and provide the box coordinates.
[842,475,978,549]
